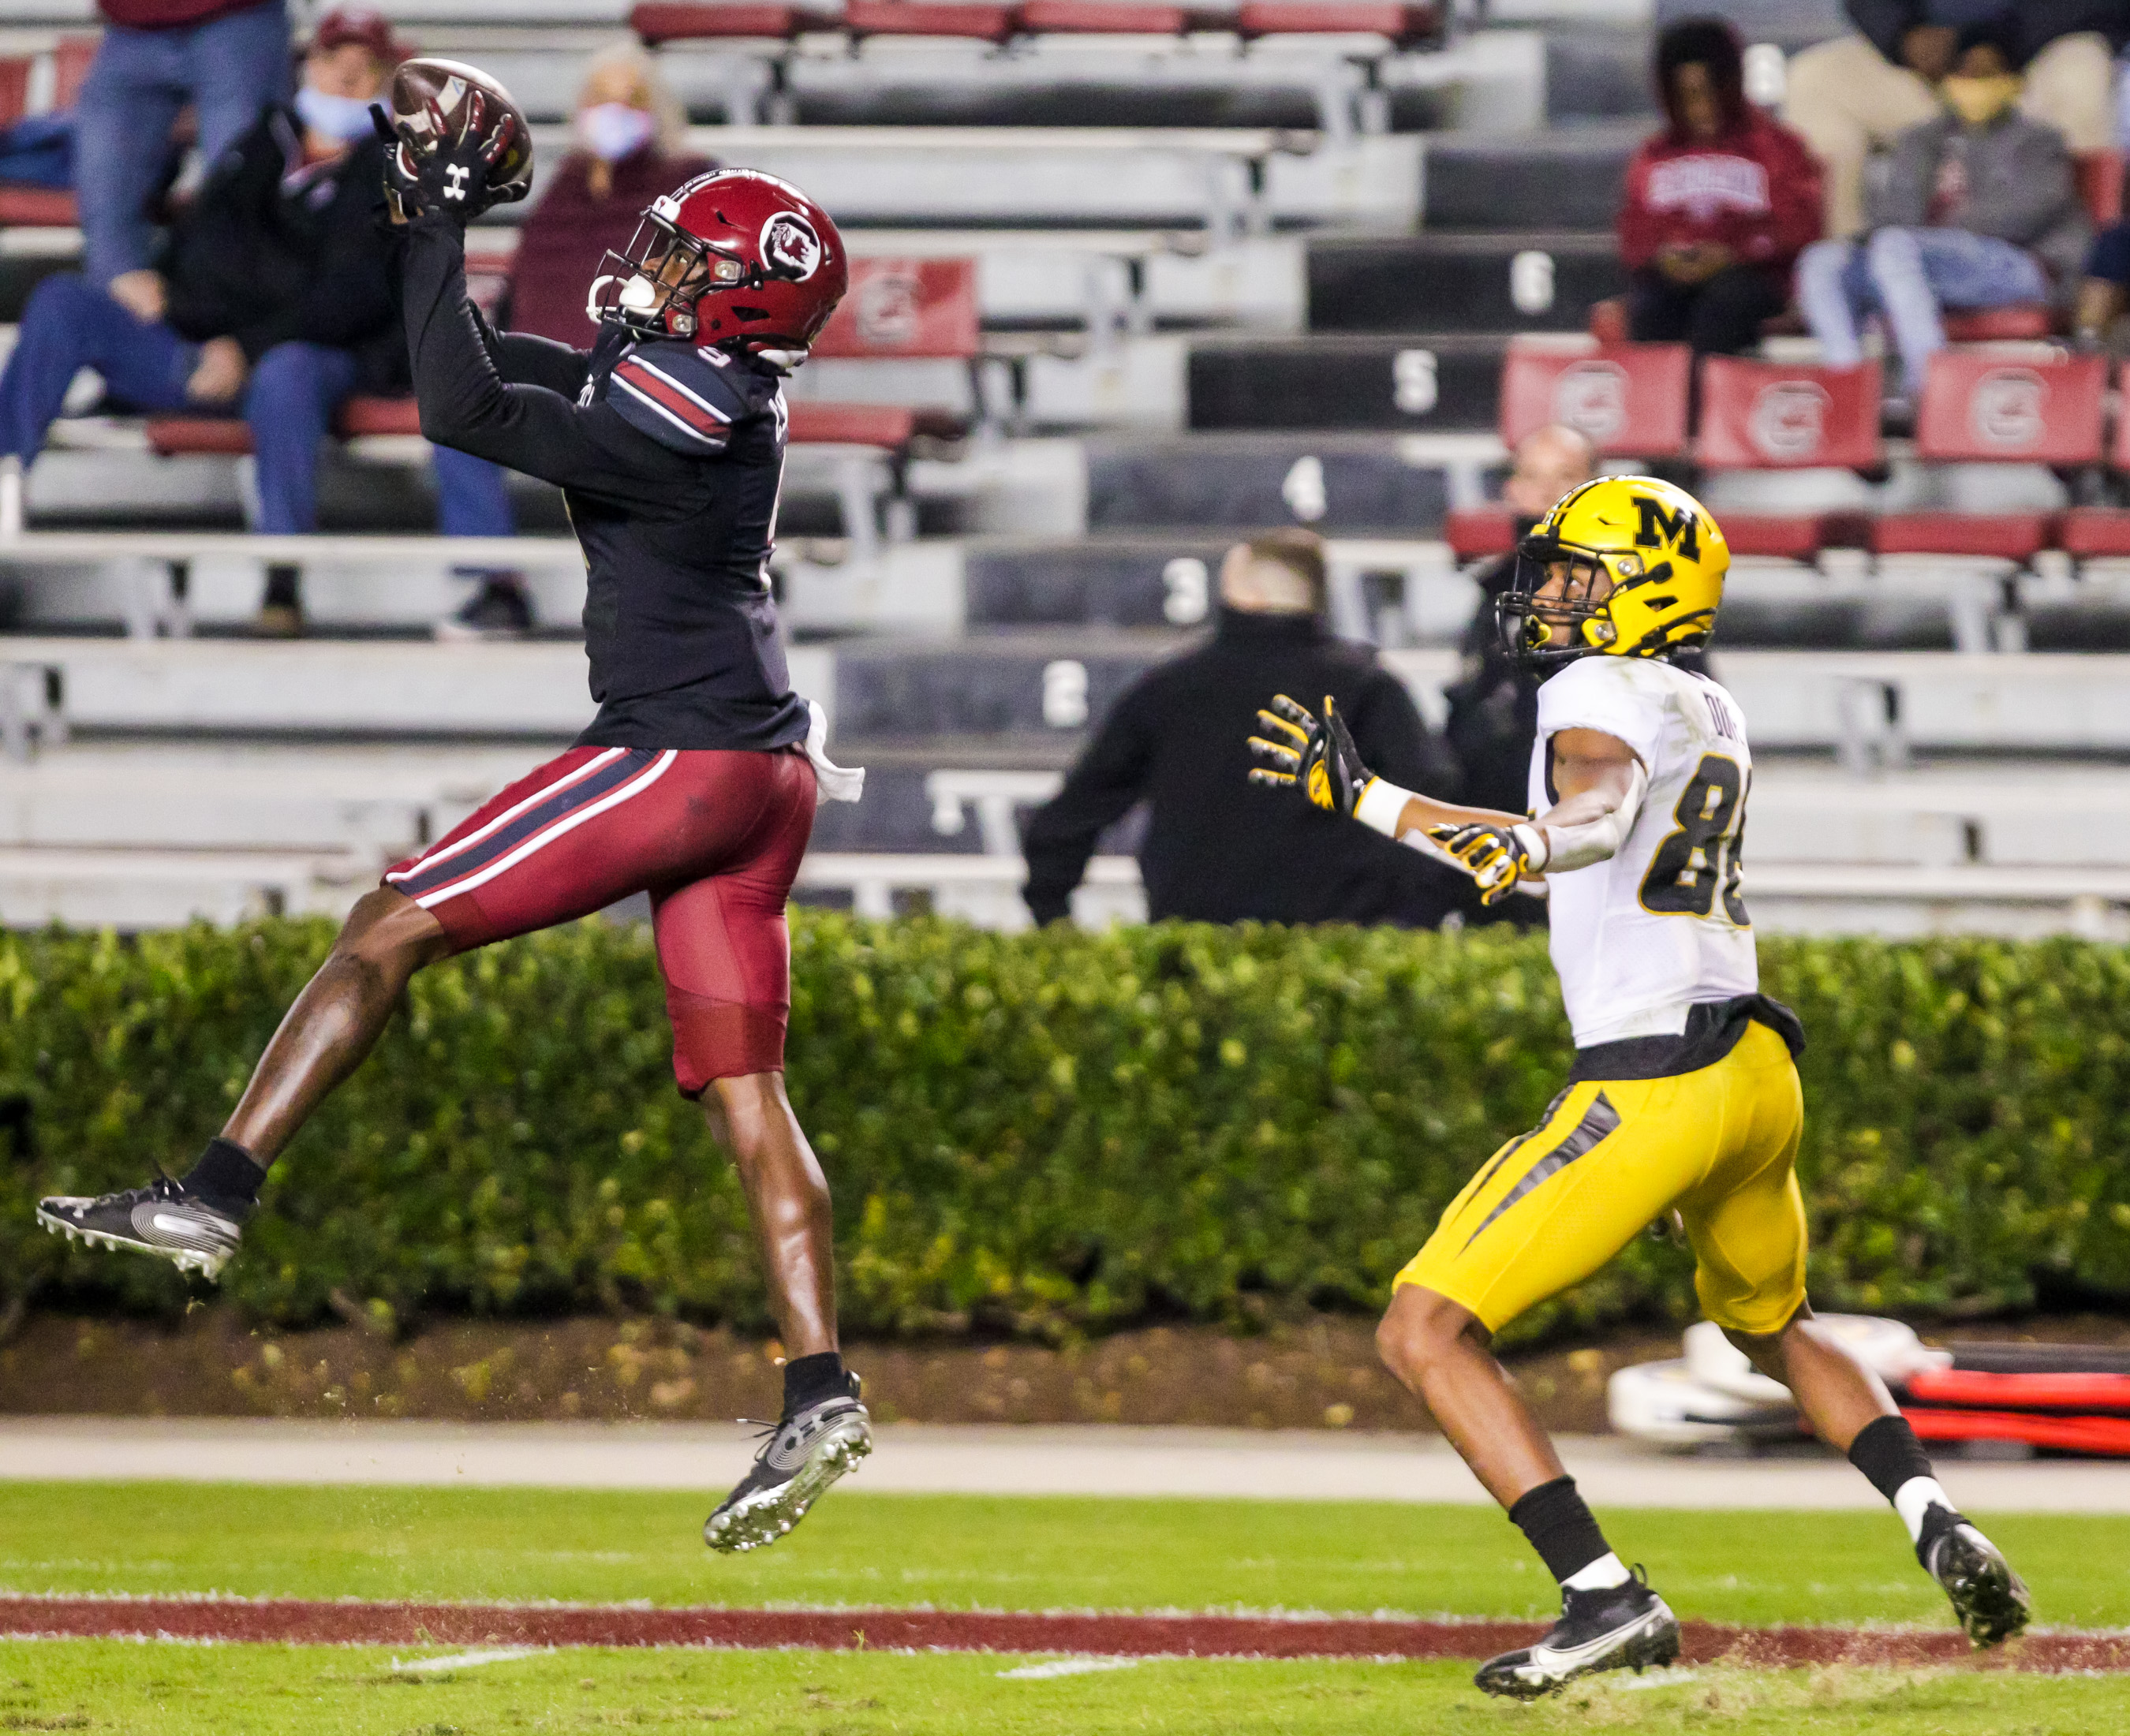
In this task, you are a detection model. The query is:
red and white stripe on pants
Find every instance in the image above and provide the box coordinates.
[383,744,818,1091]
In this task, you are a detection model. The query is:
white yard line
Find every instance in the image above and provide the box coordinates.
[391,1647,549,1674]
[0,1419,2124,1512]
[997,1657,1144,1680]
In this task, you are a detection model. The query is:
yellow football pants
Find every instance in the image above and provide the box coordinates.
[1395,1021,1807,1336]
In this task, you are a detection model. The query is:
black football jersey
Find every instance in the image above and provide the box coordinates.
[399,217,810,753]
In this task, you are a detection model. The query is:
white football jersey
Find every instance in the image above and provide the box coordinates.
[1528,655,1758,1048]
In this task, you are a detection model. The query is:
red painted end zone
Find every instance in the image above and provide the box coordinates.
[0,1597,2124,1672]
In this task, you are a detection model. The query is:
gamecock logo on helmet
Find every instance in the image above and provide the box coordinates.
[1971,368,2046,450]
[1749,380,1831,461]
[760,212,823,282]
[1551,361,1629,444]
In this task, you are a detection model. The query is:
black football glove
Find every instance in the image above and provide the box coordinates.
[377,91,519,227]
[1247,693,1378,819]
[1426,820,1545,905]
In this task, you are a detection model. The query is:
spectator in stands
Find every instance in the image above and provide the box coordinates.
[0,11,518,637]
[1784,2,2124,240]
[76,0,293,289]
[1020,529,1464,931]
[1620,18,1822,358]
[502,43,711,347]
[1796,23,2091,408]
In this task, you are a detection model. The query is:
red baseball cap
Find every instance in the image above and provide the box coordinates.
[310,7,407,62]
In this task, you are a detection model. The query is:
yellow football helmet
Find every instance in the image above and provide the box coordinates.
[1498,474,1728,667]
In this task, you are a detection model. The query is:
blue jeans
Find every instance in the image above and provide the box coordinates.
[74,0,290,287]
[0,275,514,537]
[1796,227,2050,391]
[245,342,515,539]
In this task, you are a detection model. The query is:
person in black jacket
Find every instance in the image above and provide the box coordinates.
[0,9,513,631]
[1021,528,1466,929]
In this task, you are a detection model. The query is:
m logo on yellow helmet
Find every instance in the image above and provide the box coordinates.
[1634,496,1701,562]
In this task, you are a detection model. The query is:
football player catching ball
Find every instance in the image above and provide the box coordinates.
[1250,476,2031,1697]
[40,80,872,1557]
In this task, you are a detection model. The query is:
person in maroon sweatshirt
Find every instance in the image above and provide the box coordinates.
[502,43,712,347]
[1619,17,1823,357]
[77,0,292,289]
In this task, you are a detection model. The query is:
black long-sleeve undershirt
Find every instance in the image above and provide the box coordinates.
[400,216,697,514]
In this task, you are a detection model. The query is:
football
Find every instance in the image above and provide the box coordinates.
[387,56,535,207]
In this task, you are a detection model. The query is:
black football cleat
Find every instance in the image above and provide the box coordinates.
[1475,1568,1680,1700]
[37,1174,249,1280]
[704,1379,872,1555]
[1924,1518,2031,1648]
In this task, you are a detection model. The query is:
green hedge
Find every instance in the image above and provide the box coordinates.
[3,917,2128,1342]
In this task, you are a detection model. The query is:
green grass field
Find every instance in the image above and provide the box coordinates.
[6,1640,2128,1736]
[2,1484,2124,1734]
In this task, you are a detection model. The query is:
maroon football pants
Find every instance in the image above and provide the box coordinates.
[383,745,817,1092]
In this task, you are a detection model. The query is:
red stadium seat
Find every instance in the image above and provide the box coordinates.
[1018,2,1190,32]
[1235,2,1441,45]
[629,3,800,43]
[2053,360,2130,557]
[1870,510,2057,561]
[811,258,980,359]
[2076,148,2124,226]
[0,58,29,129]
[1696,356,1882,472]
[1913,348,2104,467]
[52,34,95,110]
[1941,305,2053,342]
[1444,505,1518,561]
[1498,338,1691,460]
[846,2,1017,43]
[147,399,430,457]
[333,398,424,439]
[2054,509,2130,558]
[1721,512,1872,561]
[1870,350,2102,561]
[787,402,920,446]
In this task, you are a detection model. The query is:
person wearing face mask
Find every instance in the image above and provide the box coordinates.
[500,43,712,349]
[1794,23,2091,411]
[0,9,516,637]
[1784,3,2124,241]
[1620,20,1822,360]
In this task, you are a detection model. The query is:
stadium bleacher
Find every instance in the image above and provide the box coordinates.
[2,0,2129,939]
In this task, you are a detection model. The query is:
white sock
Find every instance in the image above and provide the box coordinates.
[1563,1551,1632,1592]
[1893,1475,1954,1545]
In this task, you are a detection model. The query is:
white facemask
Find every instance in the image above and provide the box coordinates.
[294,85,380,145]
[577,102,656,165]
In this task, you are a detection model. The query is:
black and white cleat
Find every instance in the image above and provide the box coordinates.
[1475,1568,1681,1700]
[1925,1519,2031,1648]
[36,1176,248,1281]
[704,1381,872,1555]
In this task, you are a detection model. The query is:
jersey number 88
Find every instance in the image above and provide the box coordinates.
[1639,752,1749,925]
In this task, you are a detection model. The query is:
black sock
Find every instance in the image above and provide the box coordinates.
[180,1137,267,1208]
[1846,1414,1936,1503]
[783,1351,847,1414]
[1848,1414,1965,1564]
[1508,1475,1612,1585]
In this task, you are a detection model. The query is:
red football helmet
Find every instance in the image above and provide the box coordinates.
[588,169,849,357]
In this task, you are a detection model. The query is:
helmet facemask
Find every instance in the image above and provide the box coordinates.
[1497,532,1645,669]
[585,214,745,340]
